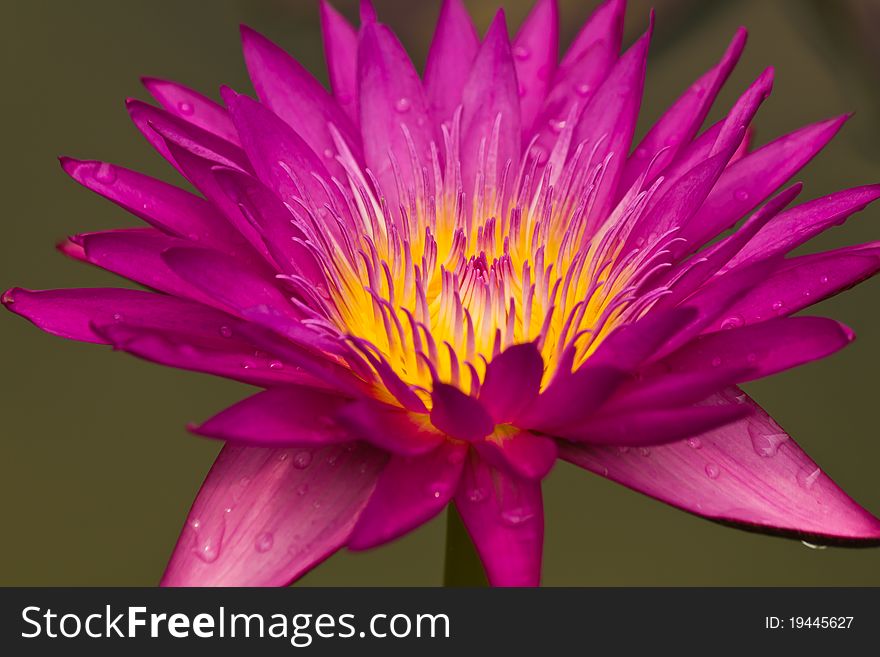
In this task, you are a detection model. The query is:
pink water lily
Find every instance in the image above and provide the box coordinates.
[5,0,880,587]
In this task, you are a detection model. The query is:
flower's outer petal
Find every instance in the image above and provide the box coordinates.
[240,25,360,179]
[479,342,544,423]
[660,316,855,381]
[512,0,558,132]
[726,185,880,269]
[431,383,495,441]
[347,441,467,550]
[561,389,880,545]
[359,0,377,24]
[161,246,299,322]
[588,306,697,371]
[357,21,435,209]
[461,11,521,198]
[424,0,479,127]
[559,403,752,446]
[454,454,543,586]
[320,0,359,123]
[619,28,747,194]
[705,244,880,331]
[126,98,251,173]
[192,387,355,447]
[161,442,387,586]
[574,21,651,229]
[336,399,445,456]
[74,229,224,309]
[59,157,248,254]
[475,430,557,480]
[685,115,849,250]
[141,77,239,143]
[532,0,624,155]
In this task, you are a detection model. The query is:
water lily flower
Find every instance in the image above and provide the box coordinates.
[5,0,880,587]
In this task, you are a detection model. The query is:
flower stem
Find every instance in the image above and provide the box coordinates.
[443,505,488,587]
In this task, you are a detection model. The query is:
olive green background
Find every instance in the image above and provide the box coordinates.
[2,0,879,586]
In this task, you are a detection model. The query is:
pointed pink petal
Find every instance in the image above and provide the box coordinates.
[707,244,880,330]
[512,0,558,132]
[193,387,354,446]
[479,342,544,423]
[430,383,494,441]
[660,316,855,381]
[423,0,479,126]
[348,441,467,550]
[161,442,387,586]
[475,430,557,480]
[320,0,359,122]
[559,0,624,73]
[240,25,360,178]
[357,21,434,206]
[561,389,880,544]
[336,399,445,456]
[141,77,239,143]
[454,454,543,586]
[460,11,521,196]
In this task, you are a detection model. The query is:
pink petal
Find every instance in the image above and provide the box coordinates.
[240,25,360,178]
[475,430,557,480]
[347,441,467,550]
[423,0,479,127]
[512,0,558,132]
[460,11,521,197]
[706,244,880,330]
[660,316,855,381]
[561,389,880,544]
[357,21,434,206]
[454,454,543,586]
[161,442,387,586]
[479,342,544,423]
[319,0,359,122]
[430,383,494,441]
[141,77,239,143]
[336,399,445,456]
[193,387,354,447]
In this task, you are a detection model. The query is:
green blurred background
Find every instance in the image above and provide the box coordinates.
[2,0,880,586]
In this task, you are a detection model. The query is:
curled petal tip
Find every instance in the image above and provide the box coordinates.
[1,287,19,307]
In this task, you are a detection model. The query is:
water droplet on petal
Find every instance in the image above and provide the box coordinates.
[312,500,322,509]
[638,447,651,457]
[734,189,750,202]
[296,483,309,496]
[177,101,194,115]
[549,118,566,134]
[576,83,592,97]
[711,357,723,368]
[467,487,486,503]
[293,451,312,469]
[112,312,123,322]
[190,516,225,563]
[394,97,411,113]
[327,453,339,467]
[501,506,535,527]
[241,360,255,369]
[801,541,827,550]
[797,466,821,490]
[819,275,829,285]
[94,162,117,184]
[323,148,334,159]
[268,360,283,370]
[720,315,743,330]
[746,352,758,364]
[219,325,233,338]
[705,463,720,479]
[771,300,784,312]
[687,437,702,450]
[513,45,530,60]
[427,480,450,499]
[616,446,630,455]
[748,425,789,457]
[255,532,274,553]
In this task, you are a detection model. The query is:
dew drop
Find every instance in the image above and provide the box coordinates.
[801,541,827,550]
[638,447,651,457]
[616,446,630,455]
[219,325,233,338]
[771,300,784,312]
[797,466,821,490]
[711,356,723,368]
[427,481,449,499]
[190,516,225,563]
[327,453,340,467]
[323,148,334,159]
[575,83,592,97]
[255,532,274,553]
[268,360,284,370]
[112,312,123,322]
[734,189,750,202]
[705,463,720,479]
[312,500,322,509]
[177,101,195,116]
[241,360,255,369]
[467,487,486,503]
[746,352,758,364]
[513,45,530,60]
[548,119,566,134]
[720,315,743,331]
[394,97,411,113]
[94,162,117,184]
[686,437,702,450]
[293,451,312,469]
[819,275,829,285]
[748,425,789,457]
[296,483,309,496]
[501,506,535,527]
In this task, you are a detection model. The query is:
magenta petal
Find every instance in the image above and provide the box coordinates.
[423,0,479,127]
[479,342,544,423]
[475,430,557,480]
[460,11,521,196]
[454,454,543,586]
[193,387,354,446]
[347,441,467,550]
[161,442,387,586]
[707,244,880,330]
[561,389,880,544]
[661,316,855,380]
[560,403,752,447]
[430,383,494,441]
[357,21,435,206]
[336,399,445,456]
[319,0,359,122]
[512,0,558,132]
[141,77,239,144]
[240,25,360,178]
[559,0,624,74]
